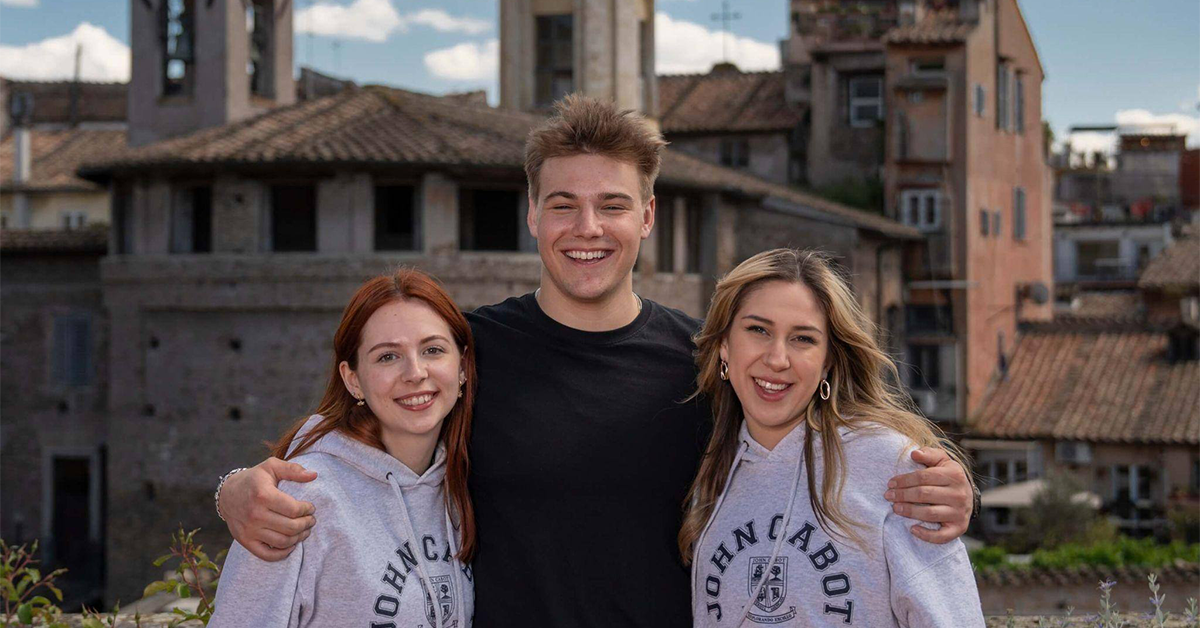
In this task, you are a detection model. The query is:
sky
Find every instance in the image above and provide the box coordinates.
[0,0,1196,154]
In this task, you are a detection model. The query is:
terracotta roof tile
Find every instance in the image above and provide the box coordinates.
[0,127,127,191]
[79,86,918,239]
[974,563,1199,587]
[2,79,127,125]
[0,226,108,253]
[884,12,974,45]
[1139,229,1199,291]
[1059,291,1144,321]
[971,324,1200,445]
[658,68,802,134]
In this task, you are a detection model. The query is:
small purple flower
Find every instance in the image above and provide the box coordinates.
[1098,579,1116,593]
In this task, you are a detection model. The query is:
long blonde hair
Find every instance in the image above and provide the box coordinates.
[679,248,968,561]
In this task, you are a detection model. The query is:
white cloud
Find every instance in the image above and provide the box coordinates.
[294,0,402,43]
[294,0,490,42]
[423,39,498,81]
[407,9,490,35]
[0,0,39,7]
[0,22,130,82]
[654,11,779,75]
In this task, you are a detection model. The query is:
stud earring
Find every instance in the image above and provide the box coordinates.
[819,379,831,401]
[356,395,365,406]
[719,360,729,381]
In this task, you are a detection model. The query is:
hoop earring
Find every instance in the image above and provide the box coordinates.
[719,360,729,381]
[819,379,831,401]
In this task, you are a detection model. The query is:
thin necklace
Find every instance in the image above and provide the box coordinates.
[534,288,643,312]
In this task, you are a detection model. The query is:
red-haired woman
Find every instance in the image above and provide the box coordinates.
[209,269,476,628]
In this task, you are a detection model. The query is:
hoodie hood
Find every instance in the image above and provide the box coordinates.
[289,414,447,488]
[738,418,862,465]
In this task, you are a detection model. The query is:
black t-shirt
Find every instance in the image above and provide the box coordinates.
[466,293,711,627]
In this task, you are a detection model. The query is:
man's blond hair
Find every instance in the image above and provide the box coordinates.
[524,94,667,204]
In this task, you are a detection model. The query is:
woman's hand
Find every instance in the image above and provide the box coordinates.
[884,447,974,544]
[219,458,319,561]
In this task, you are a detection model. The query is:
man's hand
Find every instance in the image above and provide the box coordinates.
[219,457,318,561]
[884,447,974,544]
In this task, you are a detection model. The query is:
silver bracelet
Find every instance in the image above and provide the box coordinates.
[215,467,248,522]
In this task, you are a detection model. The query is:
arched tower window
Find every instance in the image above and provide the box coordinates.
[160,0,195,96]
[247,0,274,97]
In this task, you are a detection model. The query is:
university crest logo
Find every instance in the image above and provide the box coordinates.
[748,556,788,613]
[422,575,456,627]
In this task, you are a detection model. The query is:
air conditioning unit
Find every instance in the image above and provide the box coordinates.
[1055,441,1092,464]
[912,390,938,416]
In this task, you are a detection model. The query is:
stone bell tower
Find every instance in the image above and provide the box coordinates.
[499,0,656,115]
[128,0,294,146]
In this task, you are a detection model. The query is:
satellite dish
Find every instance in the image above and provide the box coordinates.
[1026,282,1050,305]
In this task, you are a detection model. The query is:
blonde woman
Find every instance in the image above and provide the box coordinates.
[682,249,983,627]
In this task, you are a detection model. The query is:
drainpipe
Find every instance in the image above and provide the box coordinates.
[13,125,32,228]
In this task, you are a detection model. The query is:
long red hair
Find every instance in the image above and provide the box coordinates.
[272,268,476,562]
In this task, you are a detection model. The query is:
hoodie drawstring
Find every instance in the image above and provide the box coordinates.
[690,440,749,611]
[387,471,444,627]
[738,445,805,628]
[444,504,465,628]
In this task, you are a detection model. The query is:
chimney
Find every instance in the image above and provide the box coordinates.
[14,127,31,184]
[9,91,34,228]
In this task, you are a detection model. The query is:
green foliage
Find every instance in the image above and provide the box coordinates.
[1006,473,1111,553]
[141,527,225,627]
[970,545,1009,568]
[0,540,68,628]
[810,176,886,214]
[1029,537,1199,570]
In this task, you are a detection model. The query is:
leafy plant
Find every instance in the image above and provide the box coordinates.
[141,527,225,627]
[0,540,67,628]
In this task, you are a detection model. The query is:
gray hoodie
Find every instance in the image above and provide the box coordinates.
[210,415,473,628]
[692,421,983,627]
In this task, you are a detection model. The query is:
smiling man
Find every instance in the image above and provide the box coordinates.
[215,95,975,627]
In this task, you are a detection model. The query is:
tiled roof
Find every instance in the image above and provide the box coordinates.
[658,68,802,134]
[2,78,127,125]
[0,127,127,192]
[1139,227,1199,291]
[884,12,975,45]
[1059,291,1143,321]
[970,324,1200,445]
[0,226,108,253]
[78,86,918,239]
[975,563,1199,587]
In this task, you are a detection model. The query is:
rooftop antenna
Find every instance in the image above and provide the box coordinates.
[69,43,82,127]
[710,0,741,64]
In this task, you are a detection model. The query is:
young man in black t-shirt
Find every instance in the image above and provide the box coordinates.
[215,96,975,627]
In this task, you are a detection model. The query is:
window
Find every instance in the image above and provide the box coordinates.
[719,137,749,168]
[1055,441,1092,464]
[52,314,92,387]
[112,183,133,254]
[992,210,1002,237]
[910,57,945,77]
[170,186,212,253]
[247,0,273,97]
[656,196,674,272]
[459,188,521,251]
[0,213,6,228]
[973,84,985,117]
[907,344,941,388]
[996,62,1010,131]
[535,15,573,107]
[161,0,196,96]
[993,507,1012,527]
[979,209,990,237]
[1014,73,1025,133]
[1076,240,1121,278]
[684,199,703,274]
[1112,464,1155,503]
[374,185,418,251]
[905,304,953,335]
[271,185,317,251]
[61,211,87,230]
[899,189,943,231]
[1013,187,1027,241]
[848,76,883,128]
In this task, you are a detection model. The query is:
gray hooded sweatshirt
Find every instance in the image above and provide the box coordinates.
[692,421,983,627]
[210,415,473,628]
